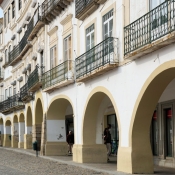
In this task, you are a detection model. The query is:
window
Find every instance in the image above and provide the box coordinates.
[5,89,8,100]
[5,49,8,63]
[12,1,15,19]
[103,9,113,39]
[50,45,56,69]
[64,35,71,61]
[9,87,11,97]
[19,0,22,10]
[8,7,10,23]
[150,0,165,10]
[165,108,173,157]
[4,13,6,28]
[41,51,44,74]
[13,87,16,95]
[86,24,94,51]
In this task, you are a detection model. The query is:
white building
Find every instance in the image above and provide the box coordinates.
[0,0,174,174]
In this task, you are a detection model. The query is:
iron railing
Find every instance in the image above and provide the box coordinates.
[124,0,175,55]
[76,37,118,79]
[0,93,24,112]
[75,0,93,17]
[42,60,74,89]
[41,0,61,17]
[20,82,31,100]
[28,65,44,90]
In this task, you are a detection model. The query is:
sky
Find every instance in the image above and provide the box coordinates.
[0,8,3,18]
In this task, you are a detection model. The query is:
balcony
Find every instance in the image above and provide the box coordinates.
[27,6,44,41]
[76,37,118,82]
[28,66,43,92]
[75,0,107,20]
[41,0,72,24]
[0,94,25,115]
[42,60,74,93]
[20,83,33,103]
[124,0,175,60]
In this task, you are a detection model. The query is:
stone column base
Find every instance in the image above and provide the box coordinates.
[3,134,11,147]
[73,144,107,163]
[45,142,67,156]
[117,146,154,174]
[24,134,32,149]
[0,134,4,146]
[18,142,24,148]
[12,135,18,148]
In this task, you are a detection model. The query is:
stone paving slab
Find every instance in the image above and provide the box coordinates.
[1,147,175,175]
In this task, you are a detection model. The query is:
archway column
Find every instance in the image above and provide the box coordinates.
[3,125,11,147]
[12,123,18,148]
[73,144,107,163]
[18,122,25,148]
[24,125,32,149]
[0,123,4,146]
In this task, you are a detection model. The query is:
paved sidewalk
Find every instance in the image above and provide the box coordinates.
[1,147,175,175]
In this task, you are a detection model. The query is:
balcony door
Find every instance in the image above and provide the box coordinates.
[103,9,114,64]
[86,24,94,73]
[150,0,168,40]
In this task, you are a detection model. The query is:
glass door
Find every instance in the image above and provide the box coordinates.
[165,108,173,157]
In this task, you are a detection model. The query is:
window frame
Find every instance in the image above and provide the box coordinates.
[12,1,15,19]
[63,35,72,61]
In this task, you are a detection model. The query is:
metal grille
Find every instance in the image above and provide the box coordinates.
[75,0,93,16]
[124,0,175,55]
[20,82,32,100]
[42,60,74,90]
[28,66,40,89]
[0,93,24,112]
[75,37,118,79]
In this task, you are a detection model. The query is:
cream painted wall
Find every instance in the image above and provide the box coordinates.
[47,120,66,142]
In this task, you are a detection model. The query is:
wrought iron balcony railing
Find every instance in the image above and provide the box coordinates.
[0,93,24,113]
[76,37,118,79]
[124,0,175,55]
[76,0,93,15]
[20,82,33,100]
[26,65,44,92]
[42,60,74,90]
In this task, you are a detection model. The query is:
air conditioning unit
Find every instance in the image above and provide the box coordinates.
[22,68,27,74]
[26,64,31,71]
[11,80,16,86]
[17,76,23,82]
[11,34,16,40]
[31,0,37,8]
[17,27,22,34]
[32,53,37,60]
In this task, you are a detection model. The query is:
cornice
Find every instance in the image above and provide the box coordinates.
[47,26,58,36]
[60,14,73,25]
[4,75,12,82]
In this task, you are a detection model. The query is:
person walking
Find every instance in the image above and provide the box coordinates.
[66,131,74,155]
[104,128,111,162]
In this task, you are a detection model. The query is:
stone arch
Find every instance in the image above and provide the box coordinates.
[35,98,43,124]
[24,106,33,149]
[19,113,25,122]
[73,86,120,163]
[118,60,175,174]
[46,95,74,156]
[82,86,120,145]
[4,119,12,147]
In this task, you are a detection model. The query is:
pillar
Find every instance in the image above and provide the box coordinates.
[24,126,32,149]
[18,122,25,148]
[3,125,11,147]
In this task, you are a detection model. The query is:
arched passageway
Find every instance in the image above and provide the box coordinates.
[46,97,74,156]
[24,106,33,149]
[34,99,43,151]
[12,115,18,148]
[73,90,119,164]
[118,61,175,174]
[0,118,4,146]
[18,113,25,148]
[4,120,12,147]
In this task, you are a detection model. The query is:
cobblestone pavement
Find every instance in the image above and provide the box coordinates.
[0,148,111,175]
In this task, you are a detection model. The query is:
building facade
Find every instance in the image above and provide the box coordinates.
[0,0,175,174]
